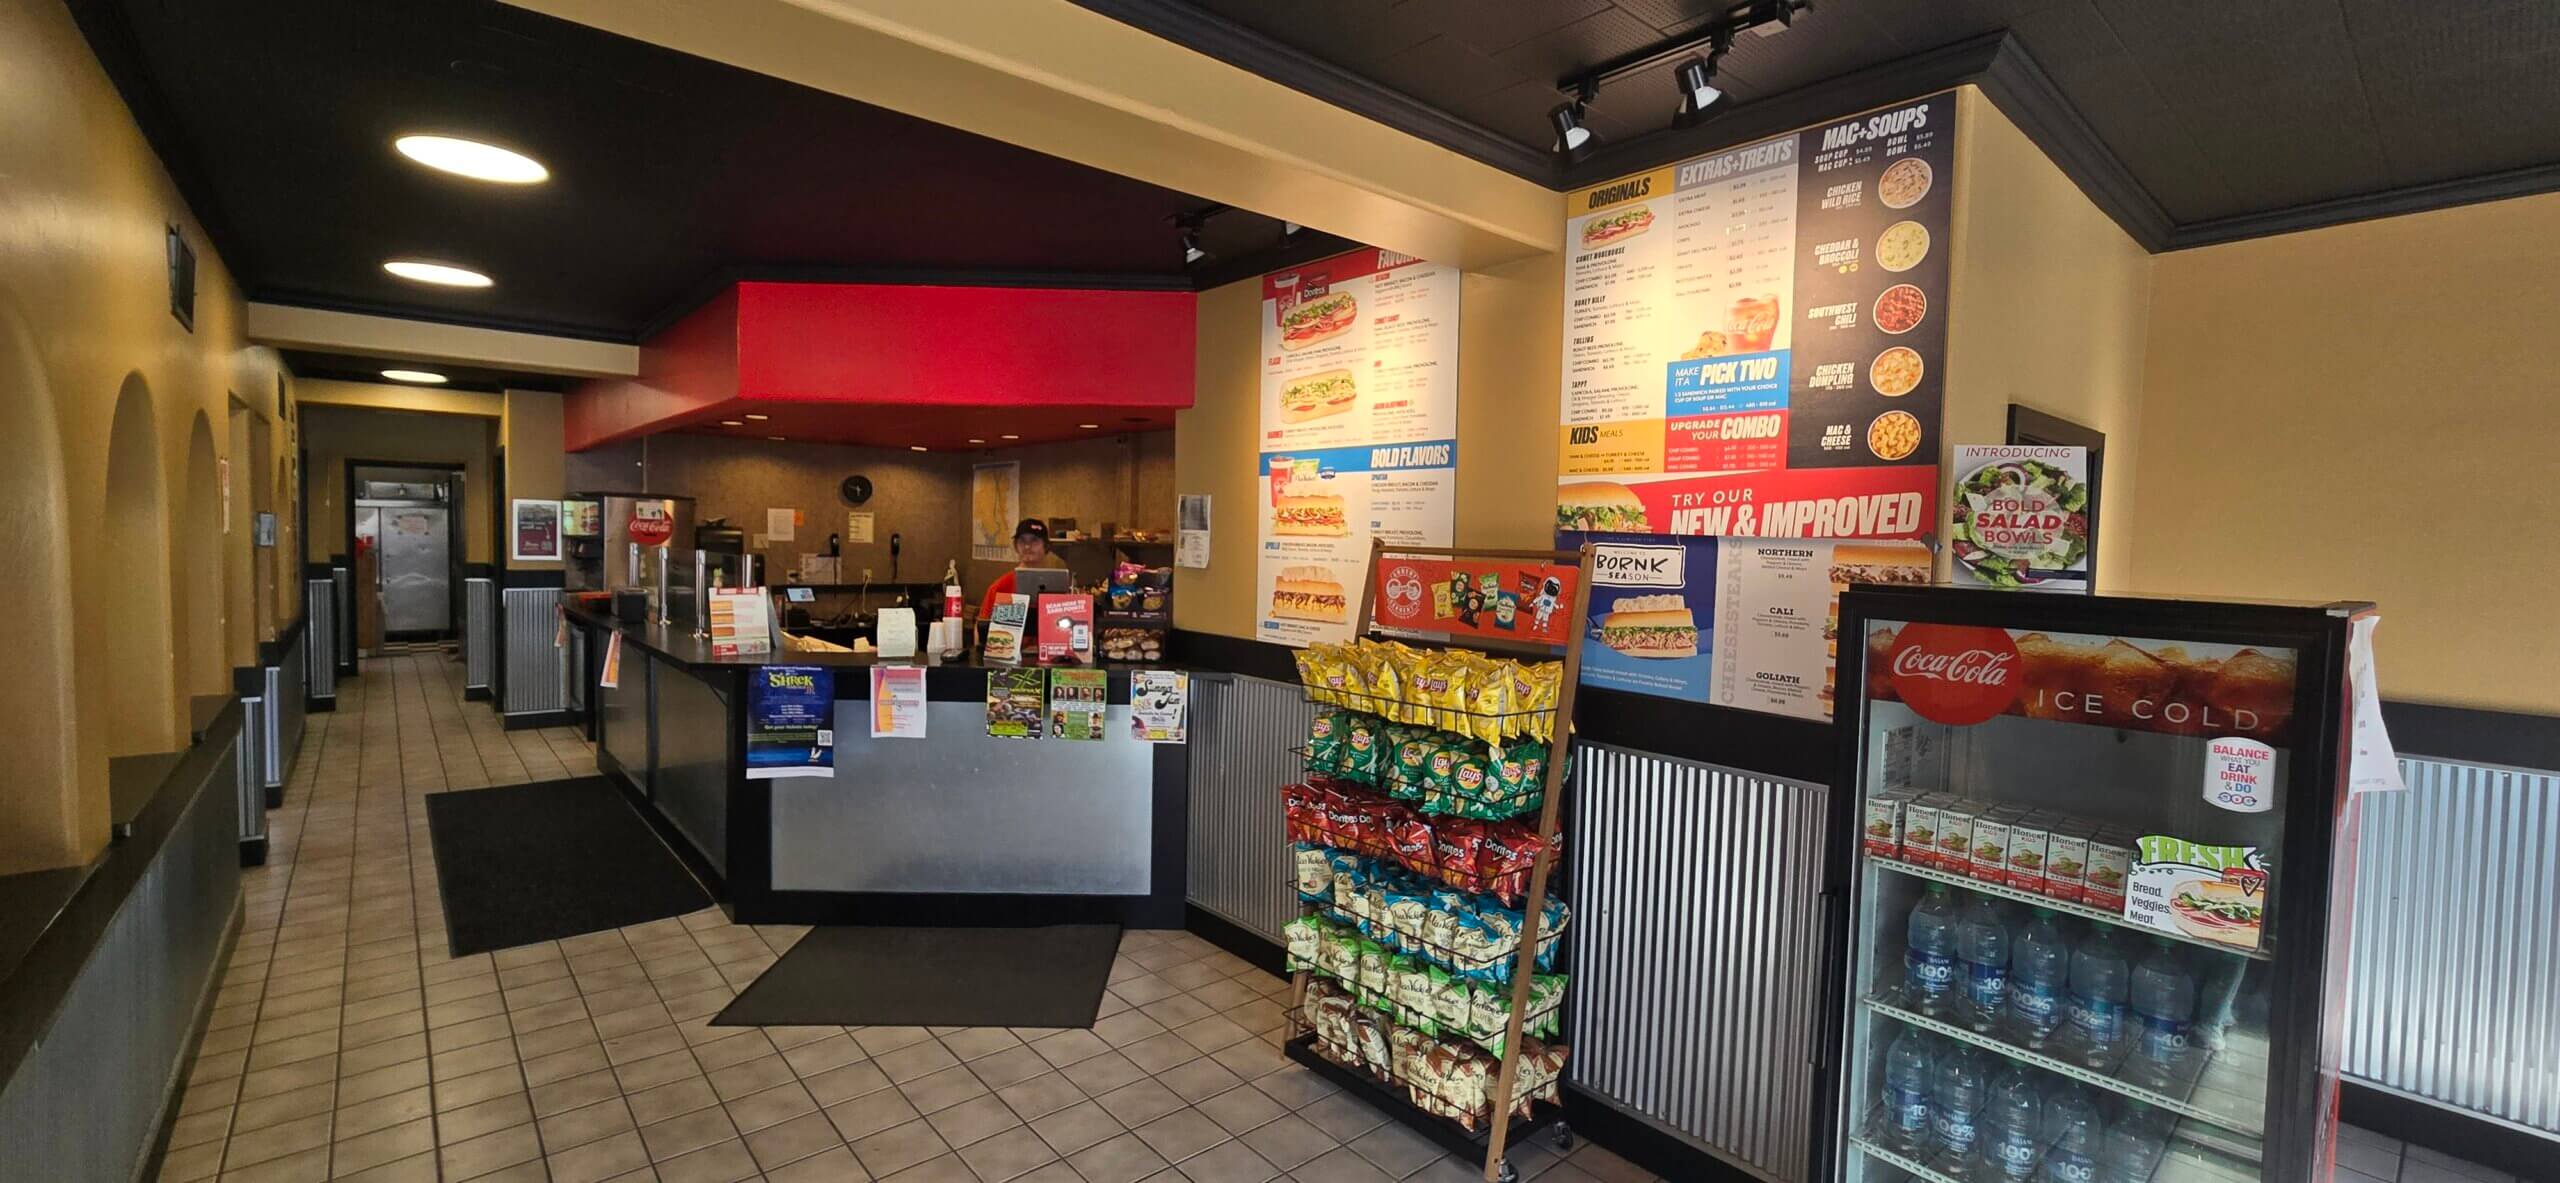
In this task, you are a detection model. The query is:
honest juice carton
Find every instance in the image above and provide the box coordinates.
[1900,796,1944,867]
[1862,793,1908,859]
[1935,801,1977,873]
[2085,829,2136,912]
[2043,821,2093,903]
[1970,805,2021,884]
[2006,812,2053,893]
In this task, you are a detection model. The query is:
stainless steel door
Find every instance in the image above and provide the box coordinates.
[379,506,449,632]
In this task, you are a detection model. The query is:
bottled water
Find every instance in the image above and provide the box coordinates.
[1981,1067,2044,1180]
[2040,1087,2103,1183]
[2009,909,2072,1049]
[2067,928,2131,1065]
[1906,883,1960,1015]
[2094,1113,2166,1183]
[1883,1029,1936,1152]
[2128,939,2197,1087]
[1957,895,2011,1029]
[1931,1043,1987,1163]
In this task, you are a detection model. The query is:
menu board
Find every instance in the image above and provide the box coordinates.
[1256,247,1461,646]
[1575,534,1929,720]
[1558,92,1953,540]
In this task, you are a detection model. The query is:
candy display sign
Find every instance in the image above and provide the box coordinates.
[1368,555,1579,646]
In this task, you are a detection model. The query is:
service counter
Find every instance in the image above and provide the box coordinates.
[568,607,1186,927]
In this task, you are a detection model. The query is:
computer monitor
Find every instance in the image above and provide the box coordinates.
[1013,568,1070,599]
[783,586,816,603]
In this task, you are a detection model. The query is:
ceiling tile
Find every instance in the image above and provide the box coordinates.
[1397,0,1614,57]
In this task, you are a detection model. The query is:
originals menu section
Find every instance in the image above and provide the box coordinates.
[1558,92,1954,541]
[1257,248,1461,646]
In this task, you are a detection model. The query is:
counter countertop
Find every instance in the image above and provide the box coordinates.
[569,605,1151,702]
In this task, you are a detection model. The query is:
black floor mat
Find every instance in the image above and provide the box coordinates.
[713,925,1121,1029]
[425,777,712,957]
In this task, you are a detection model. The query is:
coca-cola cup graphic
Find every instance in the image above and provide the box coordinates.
[1885,623,2023,726]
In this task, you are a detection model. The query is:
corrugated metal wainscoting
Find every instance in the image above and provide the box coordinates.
[1184,673,1314,944]
[2343,754,2560,1139]
[502,588,567,717]
[305,578,336,700]
[465,577,495,693]
[1567,744,1831,1183]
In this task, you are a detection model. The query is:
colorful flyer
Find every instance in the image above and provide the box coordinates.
[1036,594,1094,665]
[2126,835,2270,952]
[745,666,835,779]
[1256,247,1461,647]
[1949,445,2091,591]
[598,629,623,689]
[984,594,1030,664]
[1367,553,1579,646]
[986,669,1046,739]
[1558,93,1955,540]
[707,588,773,657]
[869,666,927,739]
[1049,668,1108,741]
[1130,670,1189,743]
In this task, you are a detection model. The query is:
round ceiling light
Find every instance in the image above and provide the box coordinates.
[719,419,744,427]
[743,413,770,421]
[1078,423,1101,429]
[909,445,928,452]
[968,438,987,445]
[383,259,492,288]
[1000,434,1020,441]
[380,368,448,384]
[393,135,549,184]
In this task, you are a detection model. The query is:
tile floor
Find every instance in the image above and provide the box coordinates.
[154,654,1659,1183]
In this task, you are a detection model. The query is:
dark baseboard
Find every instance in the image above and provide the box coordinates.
[305,694,335,714]
[502,710,577,731]
[239,837,267,867]
[464,686,492,702]
[262,783,281,810]
[1184,904,1286,977]
[1559,1086,1759,1183]
[2341,1080,2558,1182]
[137,900,242,1183]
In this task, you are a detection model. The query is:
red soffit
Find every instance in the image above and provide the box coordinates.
[734,281,1195,409]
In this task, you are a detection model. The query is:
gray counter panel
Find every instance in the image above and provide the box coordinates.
[599,653,650,786]
[653,657,732,878]
[769,702,1154,895]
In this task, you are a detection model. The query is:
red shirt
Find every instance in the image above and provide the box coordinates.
[977,569,1019,620]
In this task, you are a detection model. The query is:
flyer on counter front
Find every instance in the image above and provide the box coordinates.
[746,666,835,779]
[1130,670,1189,743]
[869,665,927,739]
[1049,668,1108,741]
[986,668,1045,739]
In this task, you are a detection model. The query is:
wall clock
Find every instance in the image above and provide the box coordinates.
[840,475,873,505]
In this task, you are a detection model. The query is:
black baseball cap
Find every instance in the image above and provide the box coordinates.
[1013,518,1049,543]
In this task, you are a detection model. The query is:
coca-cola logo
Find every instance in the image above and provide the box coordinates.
[627,511,672,547]
[1885,623,2022,726]
[1380,564,1425,621]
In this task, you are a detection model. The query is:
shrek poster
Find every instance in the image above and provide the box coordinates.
[1948,445,2091,592]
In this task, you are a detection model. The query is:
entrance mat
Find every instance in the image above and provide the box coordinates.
[713,924,1121,1029]
[425,776,713,957]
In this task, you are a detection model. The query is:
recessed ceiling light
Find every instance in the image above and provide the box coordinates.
[968,438,987,445]
[380,368,447,384]
[766,435,786,441]
[383,259,492,287]
[1078,423,1101,429]
[393,134,548,184]
[743,413,770,421]
[1000,434,1020,440]
[719,419,743,426]
[909,445,928,452]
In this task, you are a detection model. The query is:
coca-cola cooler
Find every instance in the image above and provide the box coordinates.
[1814,587,2374,1183]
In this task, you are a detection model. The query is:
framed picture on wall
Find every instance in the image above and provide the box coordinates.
[511,499,562,562]
[971,462,1020,561]
[2006,404,2105,586]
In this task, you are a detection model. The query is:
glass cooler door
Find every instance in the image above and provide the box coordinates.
[1833,615,2306,1183]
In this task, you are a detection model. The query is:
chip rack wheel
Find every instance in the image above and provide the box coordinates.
[1548,1123,1574,1153]
[1496,1158,1520,1183]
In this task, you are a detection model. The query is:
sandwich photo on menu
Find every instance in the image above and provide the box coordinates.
[1597,594,1697,659]
[1271,566,1347,622]
[1280,370,1358,423]
[1273,493,1348,537]
[1278,292,1358,351]
[1829,544,1932,589]
[1556,482,1650,533]
[1580,205,1654,249]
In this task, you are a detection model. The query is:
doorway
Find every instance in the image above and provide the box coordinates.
[348,460,466,644]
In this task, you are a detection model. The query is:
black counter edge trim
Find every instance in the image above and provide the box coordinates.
[744,892,1183,930]
[137,899,243,1183]
[2379,700,2560,770]
[1559,1086,1761,1182]
[1168,630,1299,683]
[302,561,335,579]
[1183,905,1286,978]
[0,702,242,1083]
[499,568,567,589]
[230,664,264,697]
[254,613,309,669]
[2341,1079,2559,1181]
[1575,687,1833,784]
[463,687,492,703]
[239,836,268,866]
[463,562,496,580]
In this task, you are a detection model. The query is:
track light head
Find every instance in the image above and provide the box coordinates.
[1549,99,1595,162]
[1673,55,1722,118]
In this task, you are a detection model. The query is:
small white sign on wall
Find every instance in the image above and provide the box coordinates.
[846,511,875,544]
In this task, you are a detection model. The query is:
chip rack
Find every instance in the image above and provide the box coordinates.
[1281,538,1597,1183]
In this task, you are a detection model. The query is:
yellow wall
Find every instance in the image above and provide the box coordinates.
[502,390,567,571]
[1943,89,2154,586]
[302,377,507,417]
[0,0,294,870]
[1173,250,1567,640]
[300,402,497,564]
[2128,192,2560,713]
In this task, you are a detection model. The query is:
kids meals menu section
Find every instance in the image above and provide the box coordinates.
[1557,91,1953,541]
[1257,248,1461,646]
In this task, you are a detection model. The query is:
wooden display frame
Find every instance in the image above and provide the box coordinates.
[1284,538,1596,1183]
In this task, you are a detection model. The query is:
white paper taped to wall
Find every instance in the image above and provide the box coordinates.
[2346,614,2404,794]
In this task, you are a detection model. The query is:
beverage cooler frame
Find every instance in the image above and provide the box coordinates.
[1813,587,2370,1183]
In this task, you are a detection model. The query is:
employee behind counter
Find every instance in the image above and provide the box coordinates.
[977,517,1069,621]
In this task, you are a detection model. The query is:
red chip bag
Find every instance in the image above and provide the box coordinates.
[1321,787,1374,851]
[1478,823,1542,902]
[1430,820,1485,887]
[1386,815,1438,872]
[1282,782,1321,843]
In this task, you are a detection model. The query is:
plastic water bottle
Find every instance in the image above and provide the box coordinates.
[2128,939,2197,1087]
[1957,895,2011,1029]
[2009,909,2071,1048]
[1906,883,1960,1014]
[1981,1067,2044,1179]
[2094,1113,2166,1183]
[1882,1029,1936,1153]
[1931,1043,1987,1162]
[2068,928,2131,1065]
[2040,1087,2103,1183]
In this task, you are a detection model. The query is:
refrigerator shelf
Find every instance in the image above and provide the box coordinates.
[1862,996,2271,1141]
[1869,855,2273,962]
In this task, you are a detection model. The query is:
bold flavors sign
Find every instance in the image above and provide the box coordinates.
[1885,623,2022,726]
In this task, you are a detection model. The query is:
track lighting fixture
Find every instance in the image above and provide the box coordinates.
[1550,80,1598,163]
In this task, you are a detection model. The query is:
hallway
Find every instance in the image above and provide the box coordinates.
[153,655,1653,1183]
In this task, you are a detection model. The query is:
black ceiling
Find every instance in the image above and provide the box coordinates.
[1088,0,2560,244]
[280,350,567,395]
[69,0,1299,345]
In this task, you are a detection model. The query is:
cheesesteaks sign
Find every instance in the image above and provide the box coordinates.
[1556,92,1954,540]
[1257,247,1462,646]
